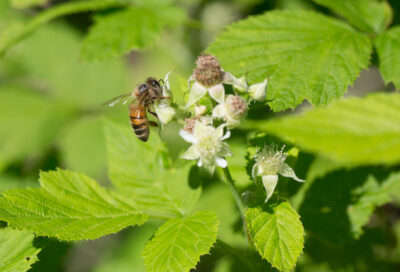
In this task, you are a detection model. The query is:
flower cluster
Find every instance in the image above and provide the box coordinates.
[252,145,305,202]
[179,55,268,174]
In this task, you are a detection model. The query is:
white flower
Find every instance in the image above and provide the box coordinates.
[213,94,247,128]
[252,145,305,202]
[154,71,175,124]
[248,78,268,101]
[186,80,225,107]
[180,121,232,174]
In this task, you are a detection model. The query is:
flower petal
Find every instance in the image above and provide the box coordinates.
[220,130,231,141]
[182,145,200,160]
[262,174,279,202]
[212,104,226,118]
[194,120,213,139]
[215,124,225,138]
[279,163,306,182]
[154,103,175,124]
[186,81,207,107]
[219,142,232,157]
[208,84,225,104]
[179,129,196,144]
[216,157,228,168]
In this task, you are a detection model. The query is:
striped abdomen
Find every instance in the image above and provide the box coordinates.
[129,105,149,142]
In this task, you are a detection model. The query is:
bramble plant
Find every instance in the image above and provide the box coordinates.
[1,0,400,272]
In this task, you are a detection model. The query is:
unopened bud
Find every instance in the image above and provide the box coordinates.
[194,55,224,88]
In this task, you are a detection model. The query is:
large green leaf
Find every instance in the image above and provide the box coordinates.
[375,26,400,89]
[312,0,392,34]
[0,169,148,241]
[81,5,184,61]
[0,86,75,169]
[0,228,41,272]
[246,201,304,271]
[207,10,372,111]
[105,121,201,218]
[259,92,400,166]
[142,211,219,272]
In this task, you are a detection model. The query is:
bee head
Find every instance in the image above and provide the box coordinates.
[147,77,161,89]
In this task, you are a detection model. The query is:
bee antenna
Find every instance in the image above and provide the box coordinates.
[159,79,165,85]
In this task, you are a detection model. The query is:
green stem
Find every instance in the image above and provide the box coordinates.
[0,0,130,57]
[221,167,250,246]
[215,239,257,271]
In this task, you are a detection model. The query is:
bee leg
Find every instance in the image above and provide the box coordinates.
[149,121,158,127]
[148,109,158,118]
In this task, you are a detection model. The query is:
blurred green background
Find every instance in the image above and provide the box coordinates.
[1,0,400,271]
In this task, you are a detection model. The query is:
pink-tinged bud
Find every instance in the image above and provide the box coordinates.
[226,95,247,119]
[194,55,224,87]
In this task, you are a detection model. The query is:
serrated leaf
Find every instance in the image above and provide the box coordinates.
[348,175,391,238]
[312,0,392,34]
[0,168,148,241]
[81,5,184,61]
[375,26,400,89]
[142,211,219,272]
[260,92,400,166]
[105,120,201,218]
[207,10,372,111]
[246,202,304,271]
[0,228,41,272]
[10,0,48,9]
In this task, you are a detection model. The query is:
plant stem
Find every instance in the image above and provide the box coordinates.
[221,167,250,246]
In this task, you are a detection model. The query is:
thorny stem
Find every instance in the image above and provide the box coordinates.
[221,167,250,246]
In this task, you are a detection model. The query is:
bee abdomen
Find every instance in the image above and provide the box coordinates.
[130,113,149,142]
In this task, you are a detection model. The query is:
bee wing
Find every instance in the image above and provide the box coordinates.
[101,92,135,107]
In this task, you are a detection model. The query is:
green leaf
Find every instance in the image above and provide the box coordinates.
[375,26,400,89]
[260,92,400,166]
[207,10,372,111]
[0,168,148,241]
[0,228,41,272]
[9,23,131,107]
[0,86,75,168]
[348,175,392,238]
[94,224,159,272]
[58,116,108,179]
[0,0,129,57]
[10,0,48,9]
[142,211,219,272]
[246,201,304,271]
[312,0,392,34]
[81,5,184,61]
[105,120,201,218]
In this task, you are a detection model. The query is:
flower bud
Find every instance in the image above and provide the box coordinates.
[225,95,247,120]
[195,105,207,116]
[212,95,247,128]
[248,78,268,101]
[194,55,224,88]
[223,72,248,93]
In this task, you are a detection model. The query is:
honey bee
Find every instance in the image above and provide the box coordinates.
[103,77,169,142]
